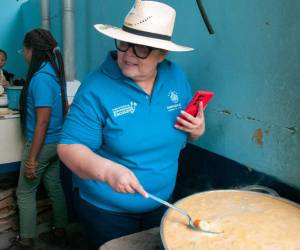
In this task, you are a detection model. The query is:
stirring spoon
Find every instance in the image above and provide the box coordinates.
[147,193,221,234]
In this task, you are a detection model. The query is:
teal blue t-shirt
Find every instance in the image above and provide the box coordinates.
[26,62,64,144]
[60,52,192,213]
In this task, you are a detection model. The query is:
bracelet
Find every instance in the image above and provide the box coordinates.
[25,160,37,168]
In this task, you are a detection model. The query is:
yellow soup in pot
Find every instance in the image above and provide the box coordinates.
[161,190,300,250]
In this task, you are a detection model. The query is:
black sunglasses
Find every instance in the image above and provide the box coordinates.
[114,40,158,59]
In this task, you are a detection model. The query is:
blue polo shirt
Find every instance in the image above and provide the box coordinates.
[60,51,192,213]
[26,62,64,144]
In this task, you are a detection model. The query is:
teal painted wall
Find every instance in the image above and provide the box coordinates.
[21,0,41,32]
[0,0,28,78]
[14,0,300,189]
[182,0,300,189]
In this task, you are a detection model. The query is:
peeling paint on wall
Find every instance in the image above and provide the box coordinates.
[252,128,263,145]
[217,109,298,136]
[286,127,297,135]
[217,109,262,122]
[218,110,231,115]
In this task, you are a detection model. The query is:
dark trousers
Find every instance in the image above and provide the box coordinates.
[77,195,167,250]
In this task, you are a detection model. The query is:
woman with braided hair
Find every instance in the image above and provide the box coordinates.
[9,28,68,250]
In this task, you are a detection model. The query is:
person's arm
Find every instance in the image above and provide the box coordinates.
[175,101,205,141]
[1,80,9,87]
[59,75,148,197]
[4,70,14,84]
[25,107,51,179]
[0,72,9,87]
[57,144,147,197]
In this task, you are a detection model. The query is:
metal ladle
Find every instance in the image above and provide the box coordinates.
[147,193,221,234]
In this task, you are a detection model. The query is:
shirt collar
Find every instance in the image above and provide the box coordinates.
[101,51,123,80]
[101,51,168,94]
[101,51,144,92]
[35,61,56,78]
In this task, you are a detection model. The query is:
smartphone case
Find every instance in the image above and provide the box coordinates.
[176,90,214,124]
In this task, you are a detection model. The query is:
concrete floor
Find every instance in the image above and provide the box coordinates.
[0,222,88,250]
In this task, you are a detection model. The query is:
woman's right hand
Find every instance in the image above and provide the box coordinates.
[58,144,149,197]
[104,163,147,197]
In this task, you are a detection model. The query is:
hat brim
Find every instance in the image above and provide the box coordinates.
[94,24,193,52]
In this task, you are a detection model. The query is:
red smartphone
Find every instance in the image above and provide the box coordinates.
[176,90,214,124]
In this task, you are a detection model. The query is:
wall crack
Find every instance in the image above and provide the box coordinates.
[216,109,298,135]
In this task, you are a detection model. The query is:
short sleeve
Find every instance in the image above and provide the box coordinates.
[30,73,57,107]
[59,78,105,151]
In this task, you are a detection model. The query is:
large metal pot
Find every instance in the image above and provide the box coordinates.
[160,190,300,250]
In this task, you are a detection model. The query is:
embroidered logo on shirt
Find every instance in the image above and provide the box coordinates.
[169,91,179,103]
[167,91,182,112]
[112,101,138,117]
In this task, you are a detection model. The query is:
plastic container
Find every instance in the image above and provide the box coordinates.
[0,94,8,107]
[0,85,4,95]
[6,86,23,110]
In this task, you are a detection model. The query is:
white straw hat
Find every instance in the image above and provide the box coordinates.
[94,0,193,52]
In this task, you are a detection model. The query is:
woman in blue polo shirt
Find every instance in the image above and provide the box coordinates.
[9,29,68,250]
[58,1,205,249]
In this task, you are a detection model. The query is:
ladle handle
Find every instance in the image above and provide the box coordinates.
[147,193,221,234]
[147,193,190,220]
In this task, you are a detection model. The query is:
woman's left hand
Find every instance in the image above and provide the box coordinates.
[24,160,37,180]
[1,80,9,88]
[175,102,205,140]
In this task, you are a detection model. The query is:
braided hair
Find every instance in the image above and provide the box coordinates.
[20,28,67,133]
